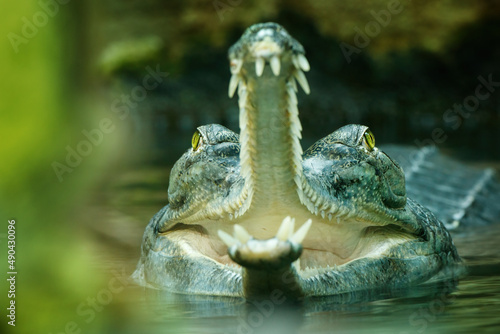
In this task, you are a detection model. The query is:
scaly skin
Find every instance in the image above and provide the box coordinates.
[133,23,462,298]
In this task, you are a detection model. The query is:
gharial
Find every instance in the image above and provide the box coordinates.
[133,23,500,298]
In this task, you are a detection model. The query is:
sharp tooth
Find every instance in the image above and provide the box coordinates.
[218,230,237,247]
[293,118,302,134]
[288,101,298,115]
[270,56,281,76]
[297,54,310,72]
[288,88,298,105]
[328,213,333,221]
[289,78,298,92]
[294,70,310,94]
[294,175,302,189]
[298,190,305,204]
[321,210,325,219]
[238,87,247,108]
[292,55,300,69]
[239,109,247,129]
[276,216,296,241]
[239,90,248,109]
[306,185,313,196]
[256,57,265,77]
[234,224,251,243]
[228,74,239,98]
[291,219,312,244]
[239,96,247,109]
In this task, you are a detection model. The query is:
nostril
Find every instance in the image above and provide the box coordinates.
[255,28,276,39]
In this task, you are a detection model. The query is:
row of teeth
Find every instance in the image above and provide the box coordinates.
[228,53,311,98]
[234,81,254,220]
[300,179,354,223]
[231,53,310,76]
[224,186,253,220]
[287,77,305,200]
[218,216,312,247]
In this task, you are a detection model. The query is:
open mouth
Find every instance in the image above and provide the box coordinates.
[155,23,420,278]
[160,215,418,277]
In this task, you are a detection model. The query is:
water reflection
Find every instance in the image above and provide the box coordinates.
[134,279,466,334]
[143,289,304,334]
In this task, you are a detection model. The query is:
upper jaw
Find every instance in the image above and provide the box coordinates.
[228,22,305,60]
[228,22,311,89]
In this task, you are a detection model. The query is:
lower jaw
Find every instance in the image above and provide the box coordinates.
[189,236,372,271]
[162,222,417,272]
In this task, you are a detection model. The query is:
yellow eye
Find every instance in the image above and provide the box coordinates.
[363,129,375,151]
[192,130,201,151]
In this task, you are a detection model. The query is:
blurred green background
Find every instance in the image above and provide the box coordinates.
[1,1,499,333]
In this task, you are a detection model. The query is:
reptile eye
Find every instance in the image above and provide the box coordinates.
[192,130,201,151]
[363,129,375,151]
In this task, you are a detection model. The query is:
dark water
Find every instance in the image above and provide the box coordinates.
[92,168,500,334]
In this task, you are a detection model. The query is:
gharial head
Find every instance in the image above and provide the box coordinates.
[301,124,417,232]
[228,22,311,96]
